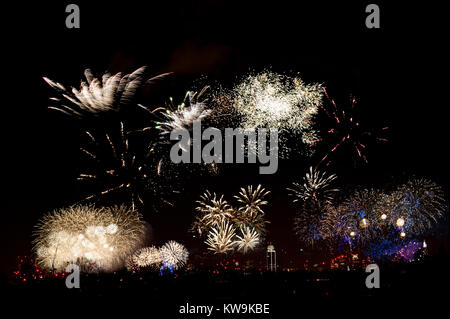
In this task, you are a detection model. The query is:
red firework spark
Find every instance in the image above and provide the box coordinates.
[311,88,388,167]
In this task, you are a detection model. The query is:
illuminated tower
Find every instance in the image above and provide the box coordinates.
[266,244,277,272]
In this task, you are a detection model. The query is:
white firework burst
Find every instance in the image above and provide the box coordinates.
[205,221,236,254]
[159,241,189,269]
[231,72,322,144]
[234,226,260,253]
[44,67,169,117]
[139,87,212,142]
[157,103,211,136]
[33,205,147,273]
[233,185,270,233]
[288,166,338,205]
[132,246,162,268]
[192,191,234,235]
[234,184,270,215]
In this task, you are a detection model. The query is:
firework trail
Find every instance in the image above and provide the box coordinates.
[205,221,237,254]
[288,166,338,205]
[312,88,389,167]
[33,205,147,273]
[44,67,171,117]
[159,241,189,269]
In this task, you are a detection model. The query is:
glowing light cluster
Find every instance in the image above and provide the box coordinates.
[132,246,162,268]
[288,173,447,255]
[232,72,321,140]
[33,205,147,273]
[159,241,189,268]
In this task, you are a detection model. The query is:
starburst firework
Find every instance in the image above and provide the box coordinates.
[312,88,388,166]
[159,241,189,269]
[234,226,260,253]
[288,166,338,205]
[394,178,446,236]
[233,185,270,233]
[78,122,171,210]
[192,191,234,236]
[205,221,237,254]
[338,189,381,244]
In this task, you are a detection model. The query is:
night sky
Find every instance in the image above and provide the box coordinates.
[2,1,448,273]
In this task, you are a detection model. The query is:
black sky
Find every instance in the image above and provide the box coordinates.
[2,0,448,273]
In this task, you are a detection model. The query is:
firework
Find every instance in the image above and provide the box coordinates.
[192,191,234,236]
[229,72,322,157]
[234,226,260,253]
[372,191,404,229]
[205,221,236,254]
[140,86,212,140]
[338,189,382,245]
[293,204,328,246]
[393,178,447,236]
[312,88,389,167]
[157,103,211,138]
[288,166,338,205]
[44,67,170,117]
[320,204,348,241]
[78,122,171,210]
[193,185,270,254]
[33,205,147,273]
[139,87,220,176]
[159,241,189,269]
[288,167,339,246]
[131,246,162,269]
[233,185,270,233]
[231,72,321,135]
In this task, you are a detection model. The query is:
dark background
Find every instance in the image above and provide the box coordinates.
[1,1,448,274]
